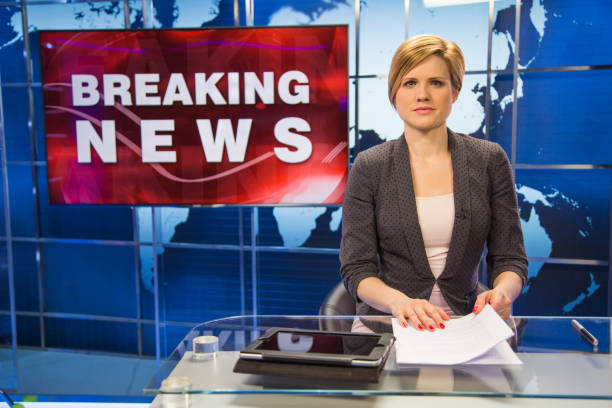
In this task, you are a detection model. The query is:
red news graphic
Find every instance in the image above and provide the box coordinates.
[39,27,348,204]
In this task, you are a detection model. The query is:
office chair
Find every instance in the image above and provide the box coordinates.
[318,282,355,332]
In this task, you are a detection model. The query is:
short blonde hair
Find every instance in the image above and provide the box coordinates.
[388,34,465,107]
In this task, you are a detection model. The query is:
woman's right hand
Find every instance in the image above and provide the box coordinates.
[389,296,451,331]
[356,277,450,331]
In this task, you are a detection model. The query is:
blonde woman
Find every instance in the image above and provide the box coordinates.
[340,35,527,332]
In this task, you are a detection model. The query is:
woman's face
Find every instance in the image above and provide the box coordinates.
[394,55,458,134]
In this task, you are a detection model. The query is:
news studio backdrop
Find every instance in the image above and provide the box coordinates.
[0,0,611,386]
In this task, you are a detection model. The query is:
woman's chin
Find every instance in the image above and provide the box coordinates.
[404,121,446,134]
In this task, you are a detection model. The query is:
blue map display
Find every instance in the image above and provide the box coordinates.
[0,0,610,355]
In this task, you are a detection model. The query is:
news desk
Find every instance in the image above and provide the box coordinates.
[146,315,612,408]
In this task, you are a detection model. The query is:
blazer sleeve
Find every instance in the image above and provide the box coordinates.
[486,144,529,286]
[339,152,380,300]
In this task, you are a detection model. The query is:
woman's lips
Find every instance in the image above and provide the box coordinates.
[414,107,434,114]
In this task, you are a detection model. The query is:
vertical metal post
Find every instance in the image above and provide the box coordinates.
[511,0,521,169]
[250,207,258,316]
[123,0,130,29]
[152,207,161,366]
[404,0,410,40]
[142,0,147,28]
[234,0,240,26]
[150,0,155,27]
[510,0,521,315]
[132,208,143,356]
[21,0,46,349]
[239,208,246,316]
[245,0,254,26]
[485,0,494,141]
[354,0,360,156]
[0,53,19,393]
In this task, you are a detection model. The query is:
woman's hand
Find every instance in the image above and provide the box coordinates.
[355,277,450,330]
[473,288,511,319]
[390,296,451,331]
[473,271,524,319]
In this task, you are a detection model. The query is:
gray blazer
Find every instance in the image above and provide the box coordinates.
[340,129,528,316]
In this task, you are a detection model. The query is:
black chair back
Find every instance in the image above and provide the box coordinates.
[318,282,355,332]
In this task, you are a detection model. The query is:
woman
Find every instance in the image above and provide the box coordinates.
[340,35,528,332]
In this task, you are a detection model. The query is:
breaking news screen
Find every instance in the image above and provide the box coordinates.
[39,26,348,205]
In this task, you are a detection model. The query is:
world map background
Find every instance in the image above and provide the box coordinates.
[0,0,610,354]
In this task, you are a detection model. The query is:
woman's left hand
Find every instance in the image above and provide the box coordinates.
[473,271,524,319]
[473,288,512,319]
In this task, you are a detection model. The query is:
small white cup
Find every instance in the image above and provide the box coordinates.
[192,335,219,360]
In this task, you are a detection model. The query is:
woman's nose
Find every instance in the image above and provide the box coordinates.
[416,84,430,101]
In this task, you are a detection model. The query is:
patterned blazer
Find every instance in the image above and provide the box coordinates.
[340,129,528,316]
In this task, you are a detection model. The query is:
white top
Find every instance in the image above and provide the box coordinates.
[415,193,455,315]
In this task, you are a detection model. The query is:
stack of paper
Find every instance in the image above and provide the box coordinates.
[391,304,522,365]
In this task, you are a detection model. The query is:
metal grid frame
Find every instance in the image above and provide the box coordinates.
[0,0,610,391]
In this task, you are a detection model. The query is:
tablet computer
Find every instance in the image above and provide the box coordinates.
[239,328,395,367]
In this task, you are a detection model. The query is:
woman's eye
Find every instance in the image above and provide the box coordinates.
[431,80,442,86]
[403,80,416,86]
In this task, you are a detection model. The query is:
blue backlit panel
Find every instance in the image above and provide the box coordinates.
[517,70,612,165]
[515,169,610,261]
[519,0,612,69]
[160,248,244,323]
[357,77,403,148]
[514,264,608,317]
[0,6,26,83]
[359,0,404,75]
[488,73,514,158]
[265,206,342,249]
[2,86,31,161]
[43,243,137,318]
[17,315,40,347]
[160,207,241,245]
[408,0,489,72]
[14,242,39,312]
[8,164,35,237]
[45,317,138,354]
[491,0,516,71]
[256,251,341,315]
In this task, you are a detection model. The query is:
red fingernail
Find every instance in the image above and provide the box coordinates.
[401,322,407,328]
[439,323,445,329]
[472,307,477,312]
[418,324,423,330]
[428,325,434,331]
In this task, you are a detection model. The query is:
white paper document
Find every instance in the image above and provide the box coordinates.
[392,304,522,365]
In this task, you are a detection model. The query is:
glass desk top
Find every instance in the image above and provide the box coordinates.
[144,315,611,399]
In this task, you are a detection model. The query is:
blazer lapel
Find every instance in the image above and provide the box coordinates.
[392,136,433,279]
[440,129,471,279]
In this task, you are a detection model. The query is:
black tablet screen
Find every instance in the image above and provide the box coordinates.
[254,332,380,356]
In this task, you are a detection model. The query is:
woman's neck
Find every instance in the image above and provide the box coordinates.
[403,126,449,161]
